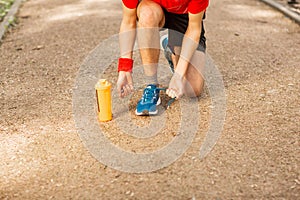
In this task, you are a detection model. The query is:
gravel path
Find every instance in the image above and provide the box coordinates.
[0,0,299,199]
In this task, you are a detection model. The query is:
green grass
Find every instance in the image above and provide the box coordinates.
[0,0,15,22]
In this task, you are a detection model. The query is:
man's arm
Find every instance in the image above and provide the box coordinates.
[119,4,137,58]
[166,11,204,98]
[174,11,204,77]
[117,4,137,97]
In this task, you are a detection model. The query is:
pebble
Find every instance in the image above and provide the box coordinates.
[32,45,44,50]
[267,89,277,94]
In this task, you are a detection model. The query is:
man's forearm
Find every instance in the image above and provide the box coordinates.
[119,22,136,58]
[119,6,137,59]
[175,28,201,76]
[175,12,204,77]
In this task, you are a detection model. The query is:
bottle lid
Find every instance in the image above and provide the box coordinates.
[95,79,111,90]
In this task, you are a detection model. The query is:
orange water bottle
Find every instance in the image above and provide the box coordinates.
[95,79,112,122]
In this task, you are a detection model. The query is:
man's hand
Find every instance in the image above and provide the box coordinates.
[166,72,184,99]
[117,71,134,98]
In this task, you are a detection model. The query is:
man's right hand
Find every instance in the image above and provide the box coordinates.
[117,71,134,98]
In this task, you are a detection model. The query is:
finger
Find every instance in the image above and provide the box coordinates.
[167,89,175,98]
[117,84,123,98]
[172,90,180,99]
[169,90,175,99]
[125,84,133,94]
[120,88,125,98]
[122,86,129,97]
[119,84,127,97]
[129,84,134,92]
[123,85,133,97]
[171,91,176,99]
[166,89,171,97]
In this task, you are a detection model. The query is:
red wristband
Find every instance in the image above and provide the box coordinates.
[118,58,133,72]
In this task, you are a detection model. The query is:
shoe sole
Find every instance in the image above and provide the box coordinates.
[135,97,161,116]
[160,34,168,50]
[160,35,174,74]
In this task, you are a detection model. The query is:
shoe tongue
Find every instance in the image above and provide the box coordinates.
[146,84,156,89]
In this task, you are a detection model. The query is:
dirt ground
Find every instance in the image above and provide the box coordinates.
[0,0,299,199]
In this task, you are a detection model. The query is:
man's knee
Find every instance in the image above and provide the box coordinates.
[138,3,163,27]
[184,77,204,97]
[185,83,204,97]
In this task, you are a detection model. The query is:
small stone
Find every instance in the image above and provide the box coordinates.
[291,185,296,189]
[267,89,277,94]
[20,15,30,19]
[32,45,44,50]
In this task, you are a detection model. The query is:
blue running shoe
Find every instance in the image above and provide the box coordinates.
[160,35,174,73]
[135,84,161,116]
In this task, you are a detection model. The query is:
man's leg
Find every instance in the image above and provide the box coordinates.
[171,49,205,97]
[135,1,166,115]
[183,50,205,97]
[137,0,165,85]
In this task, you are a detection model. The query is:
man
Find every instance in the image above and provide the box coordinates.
[117,0,208,115]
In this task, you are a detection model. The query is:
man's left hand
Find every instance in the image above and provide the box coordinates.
[166,72,184,99]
